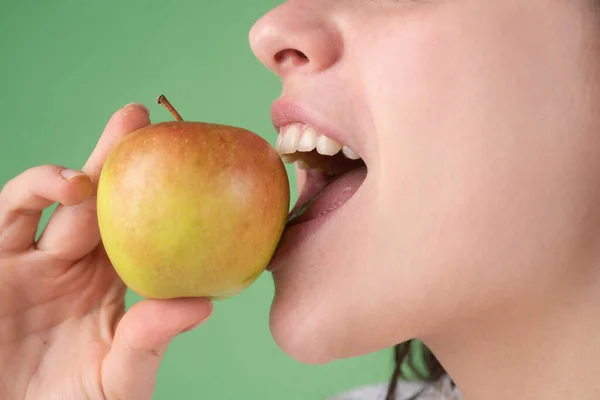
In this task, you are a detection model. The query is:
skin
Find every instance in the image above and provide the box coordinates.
[0,106,213,400]
[1,0,600,399]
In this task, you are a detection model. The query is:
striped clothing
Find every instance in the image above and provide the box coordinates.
[329,377,462,400]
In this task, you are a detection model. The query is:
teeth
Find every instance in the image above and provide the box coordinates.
[282,154,299,163]
[276,123,361,168]
[297,160,310,169]
[279,124,300,154]
[298,127,317,152]
[316,134,342,156]
[342,145,360,160]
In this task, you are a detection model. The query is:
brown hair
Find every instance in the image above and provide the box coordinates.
[385,341,451,400]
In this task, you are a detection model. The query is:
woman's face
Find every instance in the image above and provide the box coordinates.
[249,0,600,364]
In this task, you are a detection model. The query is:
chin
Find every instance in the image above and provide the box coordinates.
[268,293,339,365]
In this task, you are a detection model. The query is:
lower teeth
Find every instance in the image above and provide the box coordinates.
[297,160,310,170]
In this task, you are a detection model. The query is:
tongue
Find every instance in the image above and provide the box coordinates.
[286,166,367,227]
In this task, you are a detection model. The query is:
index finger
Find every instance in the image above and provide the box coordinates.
[36,103,151,261]
[83,103,151,183]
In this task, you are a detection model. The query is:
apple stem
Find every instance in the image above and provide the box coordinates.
[157,95,184,121]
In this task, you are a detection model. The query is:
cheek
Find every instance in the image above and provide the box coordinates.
[372,136,600,335]
[358,6,600,325]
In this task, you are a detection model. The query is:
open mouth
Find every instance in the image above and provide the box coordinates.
[275,122,368,228]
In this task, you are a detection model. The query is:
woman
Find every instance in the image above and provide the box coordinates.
[1,0,599,399]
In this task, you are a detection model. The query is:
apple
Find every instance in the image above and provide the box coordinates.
[97,95,290,300]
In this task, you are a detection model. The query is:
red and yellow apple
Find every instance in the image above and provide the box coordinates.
[97,95,290,300]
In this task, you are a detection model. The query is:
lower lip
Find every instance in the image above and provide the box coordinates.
[266,166,367,272]
[266,211,332,273]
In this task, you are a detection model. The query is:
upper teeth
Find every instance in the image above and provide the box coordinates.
[275,123,360,160]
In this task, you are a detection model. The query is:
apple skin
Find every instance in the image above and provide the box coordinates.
[97,121,290,300]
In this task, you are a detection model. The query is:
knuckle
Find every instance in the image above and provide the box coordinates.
[149,348,162,358]
[121,325,164,358]
[0,165,59,214]
[1,164,55,194]
[0,178,22,213]
[0,175,19,200]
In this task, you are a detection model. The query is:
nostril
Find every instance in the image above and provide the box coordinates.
[274,49,309,67]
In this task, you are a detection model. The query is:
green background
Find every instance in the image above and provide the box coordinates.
[0,1,393,399]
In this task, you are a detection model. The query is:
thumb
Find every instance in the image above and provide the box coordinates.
[101,297,213,400]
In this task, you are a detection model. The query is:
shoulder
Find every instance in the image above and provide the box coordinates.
[328,376,462,400]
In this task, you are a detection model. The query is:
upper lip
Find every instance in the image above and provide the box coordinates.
[270,97,358,155]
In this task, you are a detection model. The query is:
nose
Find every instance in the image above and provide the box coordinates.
[249,2,342,77]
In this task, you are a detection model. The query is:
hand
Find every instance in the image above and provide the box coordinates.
[0,104,213,400]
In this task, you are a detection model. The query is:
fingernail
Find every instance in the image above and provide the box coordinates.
[180,314,211,334]
[123,102,150,116]
[180,322,201,334]
[60,169,86,181]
